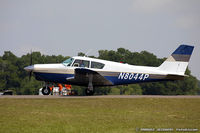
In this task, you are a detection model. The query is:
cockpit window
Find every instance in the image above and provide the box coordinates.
[72,59,89,68]
[62,58,74,66]
[91,61,105,69]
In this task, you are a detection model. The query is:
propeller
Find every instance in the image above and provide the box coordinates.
[24,50,34,81]
[29,50,33,81]
[30,49,32,66]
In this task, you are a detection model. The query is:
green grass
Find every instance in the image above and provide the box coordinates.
[0,98,199,133]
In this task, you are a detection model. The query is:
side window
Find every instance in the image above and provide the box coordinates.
[72,59,89,68]
[82,60,89,68]
[73,60,80,67]
[91,61,105,69]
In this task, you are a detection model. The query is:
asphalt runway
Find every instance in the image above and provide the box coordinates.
[0,95,200,99]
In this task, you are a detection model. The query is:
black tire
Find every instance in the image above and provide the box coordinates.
[42,86,51,95]
[85,89,94,96]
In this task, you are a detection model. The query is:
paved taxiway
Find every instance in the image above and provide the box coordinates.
[0,95,199,99]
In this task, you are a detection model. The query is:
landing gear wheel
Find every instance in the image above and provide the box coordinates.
[42,86,51,95]
[85,89,94,96]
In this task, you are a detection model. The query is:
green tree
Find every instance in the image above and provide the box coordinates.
[0,48,199,95]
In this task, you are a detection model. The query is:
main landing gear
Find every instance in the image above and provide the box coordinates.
[85,74,95,96]
[85,88,94,96]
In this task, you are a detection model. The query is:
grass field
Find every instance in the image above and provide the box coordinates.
[0,97,199,133]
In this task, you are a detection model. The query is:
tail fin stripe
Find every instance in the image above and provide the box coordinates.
[169,44,194,62]
[169,54,191,62]
[172,45,194,55]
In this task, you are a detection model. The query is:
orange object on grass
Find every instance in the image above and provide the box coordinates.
[65,84,72,90]
[50,86,53,91]
[58,84,63,92]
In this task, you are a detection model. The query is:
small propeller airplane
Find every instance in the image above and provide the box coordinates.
[24,44,194,95]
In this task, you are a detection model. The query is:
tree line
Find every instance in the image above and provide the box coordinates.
[0,48,199,95]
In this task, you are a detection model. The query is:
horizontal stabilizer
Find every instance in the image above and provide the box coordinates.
[166,74,187,80]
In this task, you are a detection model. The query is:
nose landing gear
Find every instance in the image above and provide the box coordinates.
[42,86,51,95]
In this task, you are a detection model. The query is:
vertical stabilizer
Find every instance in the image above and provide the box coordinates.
[159,44,194,75]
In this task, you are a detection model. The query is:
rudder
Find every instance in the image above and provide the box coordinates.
[159,44,194,75]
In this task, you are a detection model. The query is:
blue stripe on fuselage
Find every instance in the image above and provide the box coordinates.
[34,72,74,84]
[34,72,169,86]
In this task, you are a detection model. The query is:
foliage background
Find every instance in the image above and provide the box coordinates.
[0,48,199,95]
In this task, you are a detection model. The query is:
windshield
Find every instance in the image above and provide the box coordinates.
[62,58,74,66]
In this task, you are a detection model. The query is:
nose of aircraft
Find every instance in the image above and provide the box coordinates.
[24,65,34,72]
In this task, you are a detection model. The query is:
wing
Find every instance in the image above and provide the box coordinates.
[66,68,113,86]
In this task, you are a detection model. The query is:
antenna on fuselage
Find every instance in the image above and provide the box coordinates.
[84,49,93,57]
